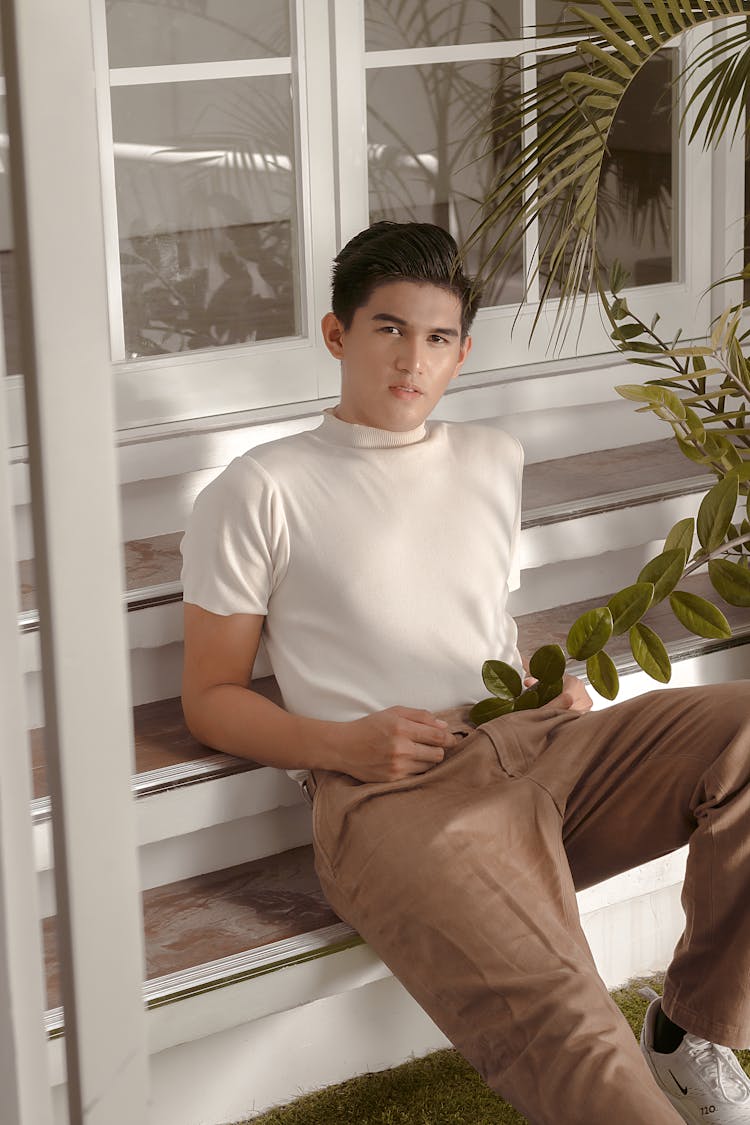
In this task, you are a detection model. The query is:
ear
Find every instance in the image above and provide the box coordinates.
[321,312,346,360]
[451,334,472,380]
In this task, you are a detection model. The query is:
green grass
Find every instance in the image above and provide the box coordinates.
[235,976,750,1125]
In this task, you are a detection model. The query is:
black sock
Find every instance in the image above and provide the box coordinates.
[653,1004,686,1053]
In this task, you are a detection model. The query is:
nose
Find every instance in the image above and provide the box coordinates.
[395,336,424,375]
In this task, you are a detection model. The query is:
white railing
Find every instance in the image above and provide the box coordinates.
[0,0,149,1122]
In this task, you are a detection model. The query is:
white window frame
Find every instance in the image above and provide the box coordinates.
[92,0,339,431]
[329,0,718,392]
[2,1,741,442]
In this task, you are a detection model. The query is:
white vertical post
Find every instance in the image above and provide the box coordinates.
[708,22,745,321]
[1,0,149,1122]
[330,0,369,247]
[0,293,53,1125]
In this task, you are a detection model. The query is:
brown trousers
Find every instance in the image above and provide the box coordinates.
[309,682,750,1125]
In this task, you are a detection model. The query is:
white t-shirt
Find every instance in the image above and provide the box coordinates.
[180,408,524,785]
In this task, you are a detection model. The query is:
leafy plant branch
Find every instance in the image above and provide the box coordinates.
[465,3,750,726]
[472,287,750,724]
[472,471,749,723]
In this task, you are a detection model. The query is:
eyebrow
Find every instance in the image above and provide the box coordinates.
[371,312,459,338]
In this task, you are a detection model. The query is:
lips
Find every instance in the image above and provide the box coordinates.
[389,384,423,394]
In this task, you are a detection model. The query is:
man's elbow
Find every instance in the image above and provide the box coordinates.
[181,688,213,747]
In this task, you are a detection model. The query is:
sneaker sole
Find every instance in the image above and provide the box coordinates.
[660,1089,705,1125]
[641,1045,704,1125]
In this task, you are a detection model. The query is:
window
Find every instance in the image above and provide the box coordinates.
[330,1,713,380]
[3,1,727,431]
[99,0,337,428]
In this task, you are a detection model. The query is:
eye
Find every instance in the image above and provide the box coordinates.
[428,333,449,345]
[378,324,401,335]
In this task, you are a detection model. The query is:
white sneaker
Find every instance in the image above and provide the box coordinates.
[640,988,750,1124]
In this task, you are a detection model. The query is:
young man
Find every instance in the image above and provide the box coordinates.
[181,221,750,1125]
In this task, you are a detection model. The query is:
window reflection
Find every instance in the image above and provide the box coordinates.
[106,0,290,68]
[365,1,520,50]
[598,51,674,286]
[536,50,674,295]
[367,61,524,307]
[112,78,300,358]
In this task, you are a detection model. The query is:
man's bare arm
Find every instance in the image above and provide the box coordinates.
[181,603,457,782]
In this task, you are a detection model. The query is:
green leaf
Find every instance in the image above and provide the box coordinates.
[612,323,646,341]
[676,435,712,465]
[664,517,695,557]
[586,651,619,701]
[669,591,732,639]
[528,644,566,685]
[537,678,564,707]
[615,385,686,419]
[629,624,672,684]
[609,261,629,295]
[607,582,655,635]
[703,432,735,462]
[481,660,523,701]
[708,559,750,607]
[638,548,687,605]
[697,474,740,552]
[469,697,515,726]
[683,408,706,443]
[513,689,540,712]
[625,341,669,355]
[567,607,613,660]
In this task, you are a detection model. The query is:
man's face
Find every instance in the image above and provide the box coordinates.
[321,280,472,431]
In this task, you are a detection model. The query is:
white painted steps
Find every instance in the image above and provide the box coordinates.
[26,436,748,904]
[29,431,748,1125]
[18,438,714,722]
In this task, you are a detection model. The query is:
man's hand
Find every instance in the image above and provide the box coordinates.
[545,673,594,713]
[522,659,593,714]
[335,706,458,783]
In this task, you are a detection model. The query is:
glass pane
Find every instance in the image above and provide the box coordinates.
[111,77,300,359]
[538,50,674,295]
[367,61,524,307]
[106,0,290,68]
[745,105,750,302]
[598,51,674,287]
[0,99,19,376]
[535,1,579,32]
[365,1,520,51]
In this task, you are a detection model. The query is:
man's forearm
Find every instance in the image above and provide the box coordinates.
[183,684,348,773]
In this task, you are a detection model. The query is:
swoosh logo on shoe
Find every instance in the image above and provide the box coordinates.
[669,1070,689,1096]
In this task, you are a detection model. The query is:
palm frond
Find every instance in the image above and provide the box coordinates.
[463,0,750,342]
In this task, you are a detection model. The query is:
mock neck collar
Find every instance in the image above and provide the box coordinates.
[316,407,427,449]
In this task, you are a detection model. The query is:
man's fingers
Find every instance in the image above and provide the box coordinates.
[540,689,593,713]
[541,690,573,711]
[393,708,456,744]
[395,706,449,728]
[402,719,456,747]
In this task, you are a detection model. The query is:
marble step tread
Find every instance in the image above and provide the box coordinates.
[519,571,750,670]
[30,675,283,803]
[43,843,342,1014]
[19,438,709,616]
[29,571,749,804]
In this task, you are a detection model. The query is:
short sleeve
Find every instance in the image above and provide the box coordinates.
[180,455,290,616]
[507,438,524,593]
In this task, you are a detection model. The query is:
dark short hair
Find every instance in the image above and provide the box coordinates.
[331,221,481,340]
